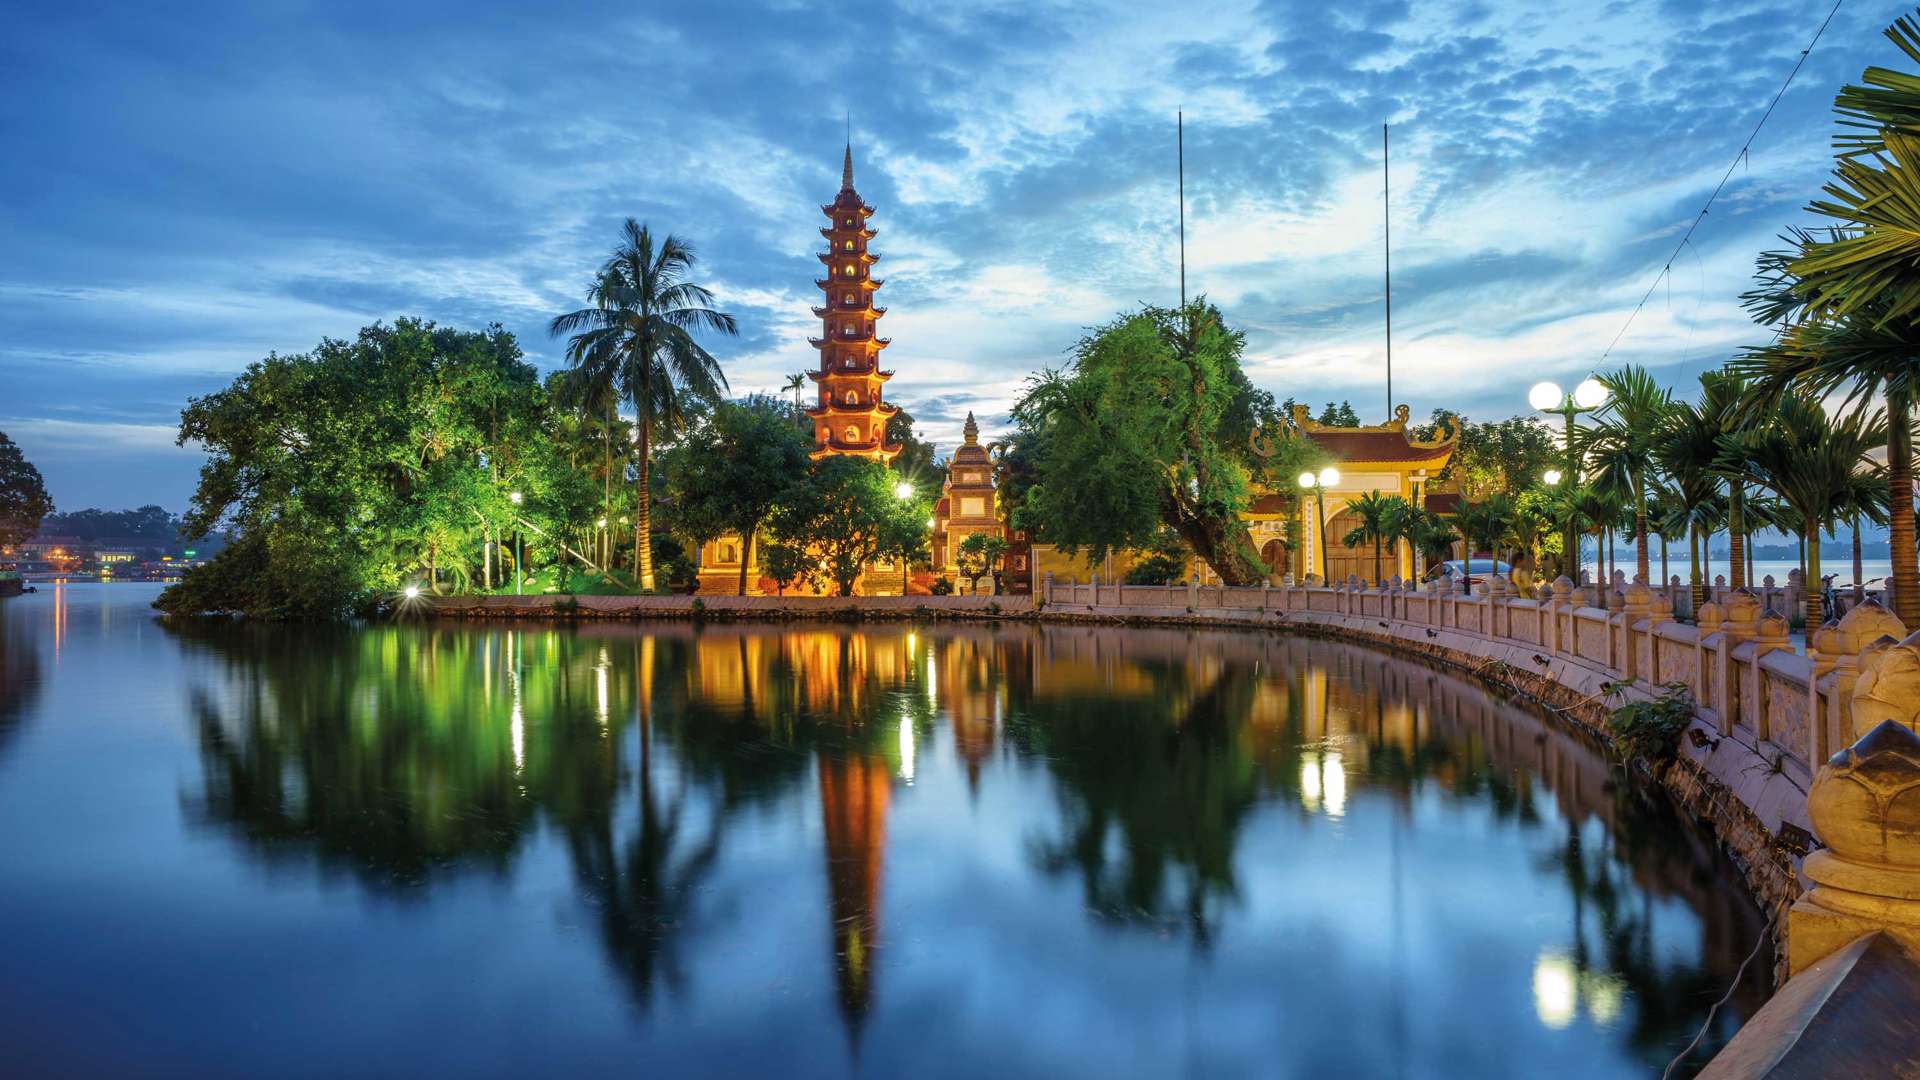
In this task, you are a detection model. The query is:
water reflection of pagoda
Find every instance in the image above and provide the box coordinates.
[817,752,890,1035]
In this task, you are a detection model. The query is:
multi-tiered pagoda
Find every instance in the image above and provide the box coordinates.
[806,145,901,462]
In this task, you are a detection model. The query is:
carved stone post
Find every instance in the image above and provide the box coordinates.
[1824,602,1907,758]
[1550,575,1573,656]
[1043,571,1054,605]
[1620,580,1651,681]
[1716,591,1761,732]
[1789,637,1920,973]
[1695,601,1725,729]
[1749,609,1792,742]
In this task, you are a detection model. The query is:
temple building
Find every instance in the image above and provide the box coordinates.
[696,143,904,594]
[930,412,1020,593]
[1276,404,1457,584]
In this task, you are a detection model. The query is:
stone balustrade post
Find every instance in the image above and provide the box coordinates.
[1187,574,1198,609]
[1695,601,1724,728]
[1043,571,1054,604]
[1549,576,1573,656]
[1620,580,1652,682]
[1821,602,1906,759]
[1646,583,1674,684]
[1749,609,1792,742]
[1715,591,1762,732]
[1789,629,1920,974]
[1809,618,1842,763]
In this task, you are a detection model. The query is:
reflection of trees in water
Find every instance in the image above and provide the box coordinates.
[0,610,42,760]
[1011,658,1263,944]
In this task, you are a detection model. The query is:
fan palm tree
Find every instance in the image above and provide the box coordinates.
[1731,15,1920,623]
[1340,490,1399,585]
[1581,365,1671,584]
[1731,395,1886,624]
[550,221,736,591]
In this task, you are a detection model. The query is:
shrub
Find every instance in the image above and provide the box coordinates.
[1605,680,1695,765]
[930,577,954,596]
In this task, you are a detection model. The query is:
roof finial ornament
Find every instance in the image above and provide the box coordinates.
[963,411,979,444]
[842,111,854,191]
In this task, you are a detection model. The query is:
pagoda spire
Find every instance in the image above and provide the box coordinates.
[963,411,979,444]
[842,141,854,192]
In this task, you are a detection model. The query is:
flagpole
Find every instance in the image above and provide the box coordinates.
[1383,122,1392,419]
[1178,111,1186,308]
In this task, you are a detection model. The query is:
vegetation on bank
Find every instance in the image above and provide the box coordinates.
[0,431,53,551]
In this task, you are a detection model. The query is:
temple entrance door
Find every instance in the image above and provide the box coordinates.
[1260,539,1288,579]
[1324,508,1373,585]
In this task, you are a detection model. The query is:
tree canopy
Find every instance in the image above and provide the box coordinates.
[0,431,53,550]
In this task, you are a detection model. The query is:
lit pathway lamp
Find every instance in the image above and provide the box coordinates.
[509,490,525,595]
[1529,379,1608,584]
[895,480,915,594]
[1297,466,1339,583]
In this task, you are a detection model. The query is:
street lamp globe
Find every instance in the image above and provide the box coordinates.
[509,491,524,505]
[1573,378,1609,410]
[1298,471,1317,489]
[1317,466,1341,488]
[894,481,914,500]
[1528,381,1564,411]
[1542,468,1562,486]
[403,585,420,599]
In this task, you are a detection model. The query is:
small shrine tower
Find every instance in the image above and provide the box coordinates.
[807,144,901,463]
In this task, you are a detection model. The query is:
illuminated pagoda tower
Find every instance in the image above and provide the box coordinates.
[807,144,901,462]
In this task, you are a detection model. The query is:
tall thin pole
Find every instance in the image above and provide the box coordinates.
[1178,111,1186,308]
[1383,123,1392,419]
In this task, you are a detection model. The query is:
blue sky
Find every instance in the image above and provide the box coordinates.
[0,0,1904,512]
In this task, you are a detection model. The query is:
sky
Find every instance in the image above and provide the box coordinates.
[0,0,1905,513]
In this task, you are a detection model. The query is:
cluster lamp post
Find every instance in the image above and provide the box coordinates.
[1296,466,1340,583]
[1528,379,1609,585]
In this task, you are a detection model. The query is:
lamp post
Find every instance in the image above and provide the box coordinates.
[509,490,524,595]
[1529,379,1608,584]
[894,481,915,594]
[1297,466,1340,583]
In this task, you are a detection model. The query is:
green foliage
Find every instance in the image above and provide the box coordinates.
[661,395,813,595]
[770,456,925,596]
[161,319,559,617]
[1316,401,1360,427]
[886,409,938,483]
[1125,530,1190,585]
[1415,411,1559,498]
[929,576,954,596]
[1339,490,1402,585]
[39,505,179,544]
[956,532,1009,591]
[1454,494,1517,563]
[0,431,53,550]
[1011,299,1268,585]
[1605,681,1696,766]
[760,542,815,596]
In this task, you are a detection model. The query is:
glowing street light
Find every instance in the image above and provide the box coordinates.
[1297,467,1340,582]
[509,491,524,505]
[1542,468,1562,486]
[404,585,420,599]
[1531,378,1610,583]
[508,491,526,594]
[894,480,914,500]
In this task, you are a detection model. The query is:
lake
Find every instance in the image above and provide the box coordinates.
[0,584,1770,1078]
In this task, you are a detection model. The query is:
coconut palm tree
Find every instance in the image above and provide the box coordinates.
[550,221,736,591]
[1581,365,1671,584]
[783,372,808,414]
[1340,490,1399,585]
[1454,495,1517,587]
[1654,372,1742,604]
[1731,16,1920,623]
[1730,395,1886,624]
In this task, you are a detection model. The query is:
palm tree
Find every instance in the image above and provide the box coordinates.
[1503,505,1549,591]
[1582,365,1671,583]
[1654,372,1741,605]
[551,221,736,591]
[1380,496,1423,582]
[1730,16,1920,623]
[1454,495,1517,586]
[1731,395,1886,624]
[1340,491,1398,585]
[783,372,808,414]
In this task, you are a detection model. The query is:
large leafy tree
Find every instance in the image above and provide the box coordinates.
[1415,411,1559,498]
[771,456,924,596]
[550,220,735,592]
[161,320,552,617]
[0,432,53,550]
[1011,300,1271,585]
[661,396,813,595]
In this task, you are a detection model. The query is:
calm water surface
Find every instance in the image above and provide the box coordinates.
[0,584,1769,1078]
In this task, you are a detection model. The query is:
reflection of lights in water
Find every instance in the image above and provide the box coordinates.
[509,632,525,774]
[898,715,915,783]
[1322,750,1346,818]
[906,631,917,655]
[595,647,610,727]
[925,655,937,703]
[1298,750,1346,816]
[1532,952,1577,1029]
[1584,973,1625,1025]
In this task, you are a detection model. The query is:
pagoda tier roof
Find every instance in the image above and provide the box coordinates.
[810,440,902,461]
[811,306,886,318]
[819,226,877,240]
[808,336,891,350]
[820,202,875,218]
[806,368,894,383]
[1263,403,1458,467]
[817,251,881,265]
[805,401,901,419]
[815,278,883,291]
